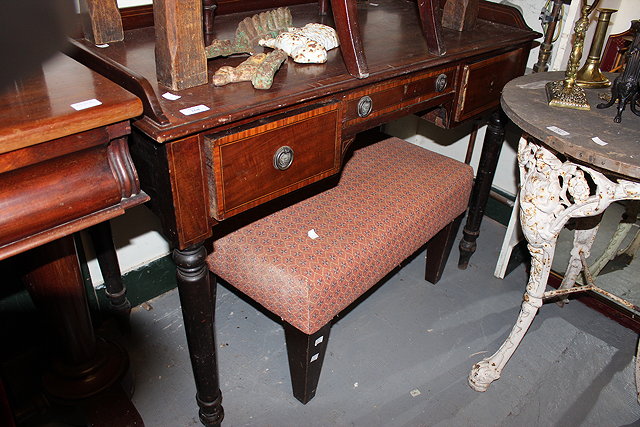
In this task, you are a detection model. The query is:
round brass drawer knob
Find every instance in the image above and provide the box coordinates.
[273,146,294,170]
[435,73,448,92]
[357,95,373,118]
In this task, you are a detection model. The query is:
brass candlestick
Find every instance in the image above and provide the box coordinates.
[546,0,601,110]
[576,8,617,88]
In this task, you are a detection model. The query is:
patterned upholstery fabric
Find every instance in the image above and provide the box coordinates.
[207,137,473,335]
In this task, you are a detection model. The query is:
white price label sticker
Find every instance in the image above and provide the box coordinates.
[71,99,102,111]
[592,136,608,146]
[547,126,570,136]
[180,105,210,115]
[162,92,182,101]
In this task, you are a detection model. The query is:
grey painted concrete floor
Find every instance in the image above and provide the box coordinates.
[125,218,640,426]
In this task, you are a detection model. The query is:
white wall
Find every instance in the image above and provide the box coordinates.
[87,0,640,286]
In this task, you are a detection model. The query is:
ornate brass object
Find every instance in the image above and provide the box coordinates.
[546,0,601,110]
[576,8,617,88]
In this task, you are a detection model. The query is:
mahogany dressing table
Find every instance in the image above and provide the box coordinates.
[0,54,147,424]
[67,1,539,424]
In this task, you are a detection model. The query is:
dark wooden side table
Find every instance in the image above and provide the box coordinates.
[469,71,640,396]
[0,53,147,424]
[68,1,539,424]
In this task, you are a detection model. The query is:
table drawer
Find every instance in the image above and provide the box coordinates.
[206,104,341,220]
[454,48,526,122]
[343,67,456,135]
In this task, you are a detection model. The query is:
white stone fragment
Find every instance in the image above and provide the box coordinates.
[259,23,339,64]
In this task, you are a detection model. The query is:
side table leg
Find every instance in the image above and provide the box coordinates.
[469,139,560,391]
[555,220,600,306]
[21,236,134,403]
[173,244,224,427]
[87,221,132,317]
[459,109,506,269]
[469,138,640,392]
[636,338,640,404]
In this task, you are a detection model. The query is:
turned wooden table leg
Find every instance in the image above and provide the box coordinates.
[87,221,131,317]
[329,0,369,79]
[173,244,223,427]
[21,235,133,403]
[458,109,506,269]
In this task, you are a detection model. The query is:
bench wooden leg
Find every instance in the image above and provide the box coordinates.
[284,322,332,404]
[425,215,463,284]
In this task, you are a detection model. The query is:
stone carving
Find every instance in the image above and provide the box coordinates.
[468,137,640,392]
[205,7,293,59]
[259,23,339,64]
[212,49,288,90]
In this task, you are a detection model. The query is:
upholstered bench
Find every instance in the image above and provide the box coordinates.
[207,136,473,403]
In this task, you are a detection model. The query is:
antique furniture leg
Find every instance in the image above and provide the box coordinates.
[329,0,369,79]
[20,235,143,424]
[284,323,332,404]
[469,138,640,392]
[417,0,446,56]
[458,110,506,269]
[425,215,463,283]
[554,222,600,305]
[636,339,640,404]
[87,221,131,317]
[173,244,224,427]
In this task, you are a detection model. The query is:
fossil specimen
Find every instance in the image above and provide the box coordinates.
[212,49,288,90]
[205,7,293,59]
[259,23,339,64]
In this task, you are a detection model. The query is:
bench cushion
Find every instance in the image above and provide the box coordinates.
[207,137,473,334]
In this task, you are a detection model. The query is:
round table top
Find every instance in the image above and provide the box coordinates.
[501,71,640,180]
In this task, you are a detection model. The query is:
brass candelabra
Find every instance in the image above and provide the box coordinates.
[546,0,601,110]
[576,8,617,88]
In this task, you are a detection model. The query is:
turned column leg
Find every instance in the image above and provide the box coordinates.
[87,221,131,317]
[173,244,223,427]
[21,235,130,400]
[329,0,369,79]
[458,109,506,269]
